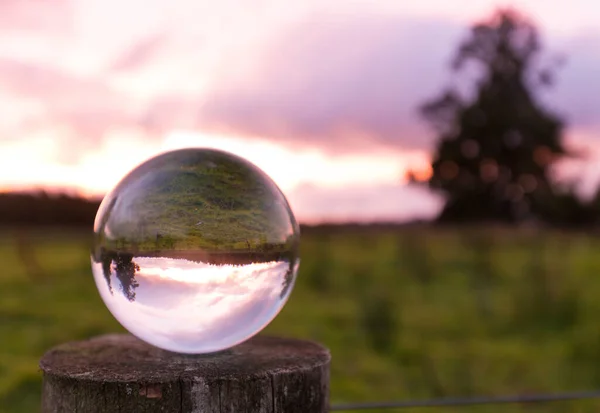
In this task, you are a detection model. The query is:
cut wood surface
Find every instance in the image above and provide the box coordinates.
[40,334,330,412]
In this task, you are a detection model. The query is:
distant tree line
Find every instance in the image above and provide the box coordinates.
[2,187,599,229]
[0,191,364,231]
[0,191,101,227]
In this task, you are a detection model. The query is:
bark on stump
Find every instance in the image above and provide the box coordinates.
[40,334,330,413]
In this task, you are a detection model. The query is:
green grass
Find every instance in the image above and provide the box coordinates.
[96,149,297,253]
[3,225,600,412]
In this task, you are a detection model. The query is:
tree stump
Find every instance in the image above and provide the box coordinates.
[40,334,330,413]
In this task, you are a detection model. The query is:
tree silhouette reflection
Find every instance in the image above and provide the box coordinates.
[100,252,112,294]
[280,266,294,300]
[97,249,140,302]
[93,245,298,303]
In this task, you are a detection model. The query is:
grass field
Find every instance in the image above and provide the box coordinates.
[95,149,297,254]
[3,225,600,412]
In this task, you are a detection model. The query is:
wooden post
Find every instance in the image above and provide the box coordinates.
[40,334,330,413]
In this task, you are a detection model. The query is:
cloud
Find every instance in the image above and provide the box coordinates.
[548,33,600,130]
[287,183,442,223]
[197,12,600,154]
[197,14,464,153]
[0,56,205,164]
[1,9,599,165]
[0,59,113,103]
[0,59,142,161]
[139,95,203,135]
[0,0,72,34]
[108,32,170,73]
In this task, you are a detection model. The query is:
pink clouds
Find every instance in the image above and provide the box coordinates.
[0,1,599,223]
[197,12,600,155]
[0,59,140,161]
[0,59,110,100]
[198,15,464,153]
[287,183,442,223]
[108,32,170,73]
[549,33,600,129]
[0,0,72,34]
[1,6,599,159]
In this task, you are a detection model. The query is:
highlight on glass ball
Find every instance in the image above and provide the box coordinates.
[91,148,300,354]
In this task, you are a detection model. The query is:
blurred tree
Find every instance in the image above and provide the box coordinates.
[114,253,140,302]
[420,9,570,224]
[97,250,139,302]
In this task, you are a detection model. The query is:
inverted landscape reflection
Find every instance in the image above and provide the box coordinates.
[91,148,300,353]
[92,255,297,354]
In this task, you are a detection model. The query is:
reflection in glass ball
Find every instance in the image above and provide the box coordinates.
[91,149,300,354]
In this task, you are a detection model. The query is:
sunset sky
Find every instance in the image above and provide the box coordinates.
[1,0,599,223]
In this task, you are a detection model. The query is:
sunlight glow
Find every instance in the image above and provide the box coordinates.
[0,129,431,203]
[162,131,430,191]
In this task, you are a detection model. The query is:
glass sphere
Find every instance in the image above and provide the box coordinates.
[91,148,300,354]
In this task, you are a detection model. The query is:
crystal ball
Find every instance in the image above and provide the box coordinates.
[91,148,300,354]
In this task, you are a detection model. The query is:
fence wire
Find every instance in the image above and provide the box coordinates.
[330,390,600,410]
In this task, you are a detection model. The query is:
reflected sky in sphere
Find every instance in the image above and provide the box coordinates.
[91,148,299,354]
[92,257,297,353]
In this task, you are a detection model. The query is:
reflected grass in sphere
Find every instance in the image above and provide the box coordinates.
[91,148,300,354]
